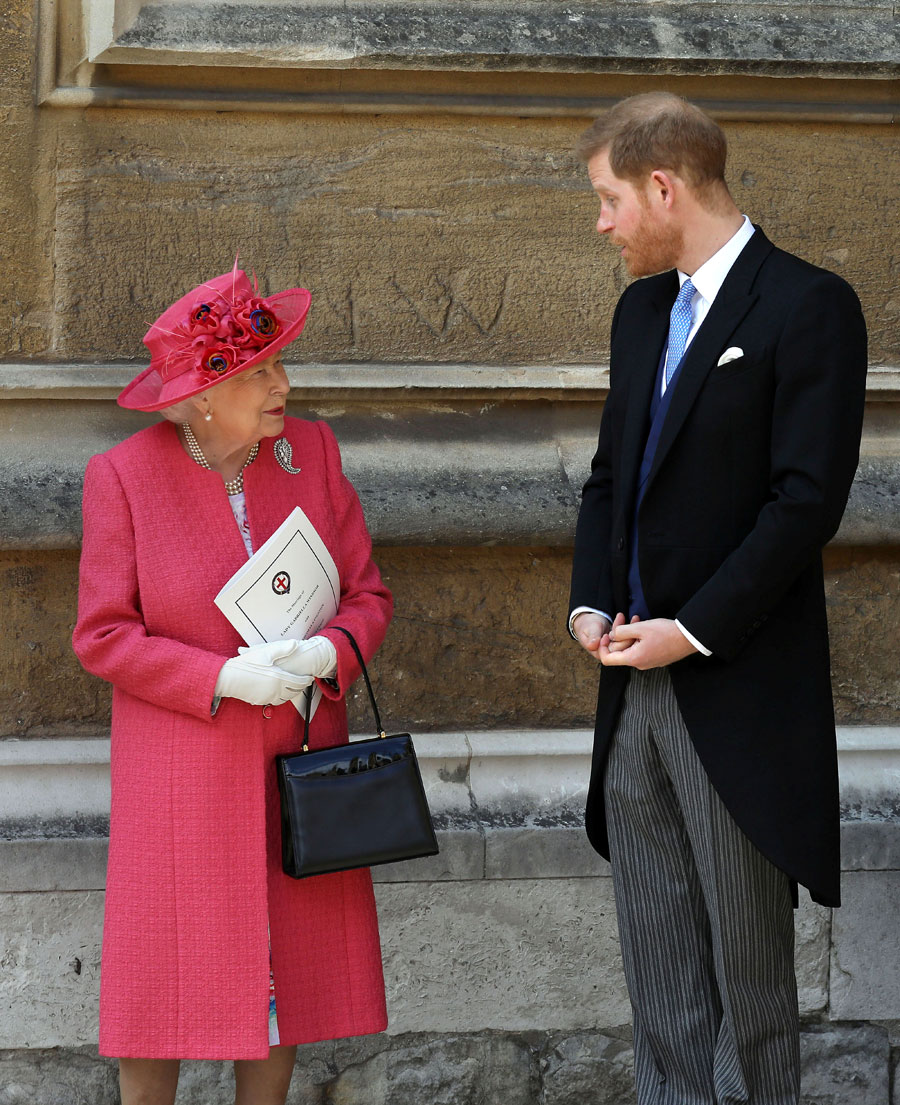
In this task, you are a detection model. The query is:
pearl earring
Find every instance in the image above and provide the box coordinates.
[204,412,212,422]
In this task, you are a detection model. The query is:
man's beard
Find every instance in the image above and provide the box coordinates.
[617,215,684,278]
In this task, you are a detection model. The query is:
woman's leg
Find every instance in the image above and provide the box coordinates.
[234,1045,298,1105]
[118,1058,180,1105]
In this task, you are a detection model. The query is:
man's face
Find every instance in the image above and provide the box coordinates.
[586,149,683,277]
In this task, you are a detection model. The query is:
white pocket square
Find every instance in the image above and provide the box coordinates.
[717,346,744,366]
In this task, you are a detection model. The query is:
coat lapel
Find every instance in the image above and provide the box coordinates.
[158,421,252,573]
[618,273,675,514]
[243,429,325,557]
[643,227,774,498]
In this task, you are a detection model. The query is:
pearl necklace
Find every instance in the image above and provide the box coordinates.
[181,423,259,496]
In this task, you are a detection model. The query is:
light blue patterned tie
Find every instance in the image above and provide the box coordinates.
[665,277,696,387]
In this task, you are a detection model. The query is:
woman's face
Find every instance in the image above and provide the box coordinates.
[199,353,290,447]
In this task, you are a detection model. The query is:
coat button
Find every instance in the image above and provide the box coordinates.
[617,538,625,551]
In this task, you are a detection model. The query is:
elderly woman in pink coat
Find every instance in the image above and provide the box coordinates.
[73,267,393,1105]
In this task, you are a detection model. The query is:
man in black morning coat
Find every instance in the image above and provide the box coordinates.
[568,94,867,1103]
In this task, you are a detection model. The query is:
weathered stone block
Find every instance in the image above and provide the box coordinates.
[376,878,629,1033]
[0,877,627,1048]
[539,1031,635,1105]
[0,546,603,734]
[327,1033,535,1105]
[176,1050,330,1105]
[800,1023,890,1105]
[349,546,601,730]
[2,373,899,554]
[830,871,900,1020]
[0,1047,118,1105]
[0,1025,895,1104]
[0,0,54,361]
[0,551,102,736]
[795,895,831,1016]
[484,826,609,880]
[825,548,900,725]
[0,892,103,1048]
[467,729,591,825]
[5,547,900,735]
[841,820,900,869]
[0,839,108,892]
[373,829,484,883]
[47,116,898,366]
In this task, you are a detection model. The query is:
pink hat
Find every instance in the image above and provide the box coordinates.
[118,265,311,412]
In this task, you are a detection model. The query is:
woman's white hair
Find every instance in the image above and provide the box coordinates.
[158,397,202,423]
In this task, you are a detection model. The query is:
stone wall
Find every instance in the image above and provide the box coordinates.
[1,0,898,1100]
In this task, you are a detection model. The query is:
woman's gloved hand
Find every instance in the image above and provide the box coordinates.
[240,636,338,681]
[214,640,315,707]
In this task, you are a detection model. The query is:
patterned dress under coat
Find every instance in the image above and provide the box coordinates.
[73,416,392,1060]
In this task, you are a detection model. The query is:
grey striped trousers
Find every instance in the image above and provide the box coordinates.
[604,668,799,1105]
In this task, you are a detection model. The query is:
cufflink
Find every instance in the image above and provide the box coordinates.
[717,347,744,366]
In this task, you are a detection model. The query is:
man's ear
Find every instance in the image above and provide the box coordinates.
[647,169,678,209]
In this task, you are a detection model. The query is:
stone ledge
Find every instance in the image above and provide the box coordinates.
[3,363,900,401]
[0,729,896,891]
[1,365,899,549]
[2,446,897,548]
[837,727,900,822]
[40,83,900,124]
[1,821,896,893]
[45,0,900,119]
[8,362,617,399]
[841,821,900,872]
[89,1,900,78]
[0,727,895,819]
[0,826,611,892]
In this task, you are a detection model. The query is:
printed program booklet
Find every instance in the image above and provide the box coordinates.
[215,507,339,719]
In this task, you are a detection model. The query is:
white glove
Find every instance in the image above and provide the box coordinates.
[240,636,338,681]
[214,640,314,708]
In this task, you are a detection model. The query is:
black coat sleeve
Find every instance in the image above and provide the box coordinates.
[568,289,629,624]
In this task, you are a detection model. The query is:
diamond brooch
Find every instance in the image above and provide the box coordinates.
[274,437,302,475]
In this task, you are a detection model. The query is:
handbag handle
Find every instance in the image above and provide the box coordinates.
[332,626,386,737]
[300,626,386,748]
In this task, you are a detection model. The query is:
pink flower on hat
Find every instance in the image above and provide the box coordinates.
[228,316,260,349]
[199,343,241,380]
[234,297,282,342]
[188,303,219,332]
[188,332,217,358]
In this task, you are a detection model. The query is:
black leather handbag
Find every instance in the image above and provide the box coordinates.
[276,627,439,879]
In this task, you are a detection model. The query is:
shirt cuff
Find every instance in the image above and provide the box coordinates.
[675,619,712,657]
[569,606,613,640]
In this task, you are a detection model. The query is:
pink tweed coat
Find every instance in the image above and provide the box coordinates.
[73,416,393,1060]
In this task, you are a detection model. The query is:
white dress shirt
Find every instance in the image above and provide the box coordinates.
[570,216,756,656]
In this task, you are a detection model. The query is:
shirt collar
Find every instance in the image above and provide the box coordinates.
[678,215,755,305]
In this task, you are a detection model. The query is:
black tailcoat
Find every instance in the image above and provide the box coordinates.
[569,228,867,907]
